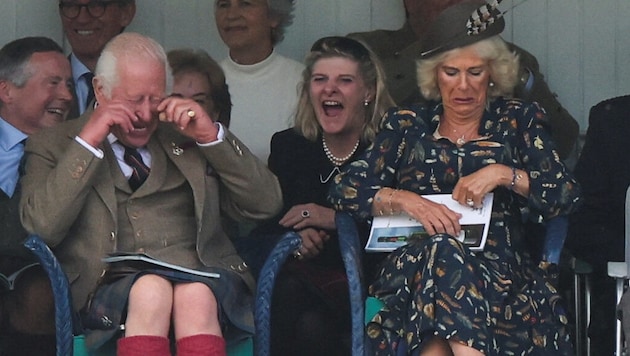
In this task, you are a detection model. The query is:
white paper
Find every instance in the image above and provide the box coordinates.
[366,193,493,252]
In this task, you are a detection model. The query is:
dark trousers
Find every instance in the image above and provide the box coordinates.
[0,258,55,356]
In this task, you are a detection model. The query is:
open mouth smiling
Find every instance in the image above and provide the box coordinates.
[47,108,68,119]
[322,100,343,116]
[75,29,96,36]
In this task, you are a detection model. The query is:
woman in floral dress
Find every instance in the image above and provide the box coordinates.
[329,2,581,355]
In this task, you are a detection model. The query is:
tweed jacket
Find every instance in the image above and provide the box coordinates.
[349,22,579,160]
[19,112,283,311]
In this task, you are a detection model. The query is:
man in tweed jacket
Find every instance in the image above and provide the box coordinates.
[20,32,281,355]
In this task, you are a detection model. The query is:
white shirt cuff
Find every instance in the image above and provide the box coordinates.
[74,136,104,159]
[197,123,225,147]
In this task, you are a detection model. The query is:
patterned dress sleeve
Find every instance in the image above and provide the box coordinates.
[328,106,429,220]
[510,100,581,217]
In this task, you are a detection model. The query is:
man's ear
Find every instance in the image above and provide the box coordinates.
[119,2,137,28]
[93,76,105,103]
[0,80,14,104]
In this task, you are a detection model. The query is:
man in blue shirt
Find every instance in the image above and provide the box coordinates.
[0,36,73,356]
[58,0,136,118]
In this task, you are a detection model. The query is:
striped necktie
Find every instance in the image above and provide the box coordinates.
[122,146,150,191]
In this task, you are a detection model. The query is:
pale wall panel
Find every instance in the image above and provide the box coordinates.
[547,0,583,129]
[158,1,221,57]
[2,1,63,47]
[370,0,405,31]
[1,0,626,133]
[582,0,617,122]
[616,0,630,99]
[512,0,548,78]
[0,3,18,47]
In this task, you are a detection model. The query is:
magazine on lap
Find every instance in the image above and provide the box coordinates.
[366,193,493,252]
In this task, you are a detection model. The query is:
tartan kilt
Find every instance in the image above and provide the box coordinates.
[80,266,254,351]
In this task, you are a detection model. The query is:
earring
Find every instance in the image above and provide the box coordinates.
[489,82,495,87]
[363,100,370,107]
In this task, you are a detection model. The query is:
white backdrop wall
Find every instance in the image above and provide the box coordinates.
[2,0,629,133]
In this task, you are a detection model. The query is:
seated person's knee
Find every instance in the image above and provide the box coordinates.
[173,282,221,337]
[125,274,173,336]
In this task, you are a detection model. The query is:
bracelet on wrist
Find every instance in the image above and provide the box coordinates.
[388,189,399,215]
[375,188,389,216]
[510,167,522,190]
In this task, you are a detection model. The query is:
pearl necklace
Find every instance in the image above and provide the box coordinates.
[322,136,360,166]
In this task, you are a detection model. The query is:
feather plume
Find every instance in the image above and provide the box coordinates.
[466,0,505,35]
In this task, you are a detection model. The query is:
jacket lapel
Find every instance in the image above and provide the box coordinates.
[93,141,119,229]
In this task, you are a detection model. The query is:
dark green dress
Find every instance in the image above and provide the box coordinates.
[329,98,581,355]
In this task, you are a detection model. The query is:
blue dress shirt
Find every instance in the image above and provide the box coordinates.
[70,53,93,115]
[0,117,28,197]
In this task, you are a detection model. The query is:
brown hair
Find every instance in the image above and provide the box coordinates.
[167,48,232,127]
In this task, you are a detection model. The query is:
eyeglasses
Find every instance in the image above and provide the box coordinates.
[59,1,127,19]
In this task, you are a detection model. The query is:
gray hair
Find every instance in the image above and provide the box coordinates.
[0,37,64,88]
[268,0,295,45]
[95,32,172,98]
[417,35,519,102]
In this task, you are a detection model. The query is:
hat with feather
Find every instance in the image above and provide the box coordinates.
[420,0,506,58]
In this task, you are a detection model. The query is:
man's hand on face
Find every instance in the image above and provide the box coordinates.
[77,99,144,147]
[77,96,219,150]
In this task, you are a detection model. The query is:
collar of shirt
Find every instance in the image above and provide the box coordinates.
[0,117,27,151]
[107,133,152,179]
[70,54,93,114]
[0,117,28,197]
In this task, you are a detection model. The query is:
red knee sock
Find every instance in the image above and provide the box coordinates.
[176,334,226,356]
[117,335,171,356]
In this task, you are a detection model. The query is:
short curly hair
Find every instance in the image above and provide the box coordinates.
[268,0,295,45]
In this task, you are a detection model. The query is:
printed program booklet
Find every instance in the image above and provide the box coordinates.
[366,193,493,252]
[102,253,220,279]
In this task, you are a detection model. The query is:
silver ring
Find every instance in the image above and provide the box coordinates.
[292,250,303,260]
[301,210,310,218]
[186,109,196,118]
[466,198,474,207]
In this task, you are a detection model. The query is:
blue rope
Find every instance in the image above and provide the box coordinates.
[336,212,367,356]
[253,231,302,356]
[23,235,74,356]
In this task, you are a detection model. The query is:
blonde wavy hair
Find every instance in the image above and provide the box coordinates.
[294,36,394,143]
[417,35,519,102]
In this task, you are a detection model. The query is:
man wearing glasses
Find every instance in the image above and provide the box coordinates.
[59,0,136,118]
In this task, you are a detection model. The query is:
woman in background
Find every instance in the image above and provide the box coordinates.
[214,0,303,162]
[168,48,232,127]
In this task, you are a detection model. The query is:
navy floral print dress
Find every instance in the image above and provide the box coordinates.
[329,98,581,355]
